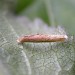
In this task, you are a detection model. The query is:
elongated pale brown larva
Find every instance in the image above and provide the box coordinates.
[17,34,68,43]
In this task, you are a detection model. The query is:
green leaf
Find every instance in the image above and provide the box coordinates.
[14,0,34,13]
[0,8,75,75]
[15,0,75,34]
[15,0,53,25]
[3,0,75,34]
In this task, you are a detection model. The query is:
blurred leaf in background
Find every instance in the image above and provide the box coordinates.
[14,0,75,34]
[15,0,50,25]
[14,0,34,13]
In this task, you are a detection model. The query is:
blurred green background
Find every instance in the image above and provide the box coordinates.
[2,0,75,34]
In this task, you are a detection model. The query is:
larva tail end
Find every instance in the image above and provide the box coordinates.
[64,35,68,39]
[17,39,22,44]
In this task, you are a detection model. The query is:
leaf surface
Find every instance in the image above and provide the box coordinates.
[0,10,75,75]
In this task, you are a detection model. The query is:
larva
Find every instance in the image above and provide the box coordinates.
[17,34,68,43]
